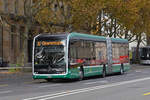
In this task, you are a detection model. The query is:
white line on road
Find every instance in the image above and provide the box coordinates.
[23,77,150,100]
[39,84,61,88]
[84,80,108,85]
[135,70,142,72]
[0,90,12,94]
[23,91,71,100]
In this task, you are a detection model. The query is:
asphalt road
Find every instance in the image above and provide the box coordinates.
[0,65,150,100]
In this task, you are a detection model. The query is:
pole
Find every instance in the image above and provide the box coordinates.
[2,25,3,65]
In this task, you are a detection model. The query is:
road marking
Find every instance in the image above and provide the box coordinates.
[0,90,12,94]
[23,91,70,100]
[0,84,8,87]
[84,80,108,85]
[23,77,150,100]
[144,92,150,96]
[39,84,61,88]
[135,70,141,73]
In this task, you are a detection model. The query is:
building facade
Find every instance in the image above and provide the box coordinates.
[0,0,71,66]
[0,0,36,66]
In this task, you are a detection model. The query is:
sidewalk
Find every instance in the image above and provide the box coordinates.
[0,70,33,85]
[0,67,32,74]
[0,67,44,85]
[131,64,150,70]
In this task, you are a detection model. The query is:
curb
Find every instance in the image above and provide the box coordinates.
[0,67,32,73]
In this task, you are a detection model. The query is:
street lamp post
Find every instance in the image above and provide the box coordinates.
[2,25,3,66]
[0,25,3,66]
[0,16,3,66]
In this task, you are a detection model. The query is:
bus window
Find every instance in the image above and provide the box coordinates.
[69,40,94,65]
[95,42,107,64]
[69,40,107,65]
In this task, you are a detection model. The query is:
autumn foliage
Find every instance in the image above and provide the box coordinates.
[33,0,150,42]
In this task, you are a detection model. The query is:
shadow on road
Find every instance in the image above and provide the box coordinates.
[36,72,126,84]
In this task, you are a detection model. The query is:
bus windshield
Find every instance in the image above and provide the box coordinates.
[34,37,66,74]
[141,48,150,60]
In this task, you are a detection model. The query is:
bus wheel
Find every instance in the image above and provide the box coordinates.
[120,64,124,75]
[45,78,52,82]
[102,65,106,78]
[79,68,84,81]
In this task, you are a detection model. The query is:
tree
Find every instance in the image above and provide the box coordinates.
[33,0,73,33]
[33,0,106,33]
[33,0,150,65]
[71,0,105,33]
[131,0,150,62]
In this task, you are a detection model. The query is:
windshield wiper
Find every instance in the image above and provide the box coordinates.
[35,47,45,59]
[55,57,64,64]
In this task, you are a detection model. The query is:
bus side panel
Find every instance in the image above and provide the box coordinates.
[106,63,130,74]
[123,63,130,71]
[66,66,104,79]
[68,68,81,79]
[112,64,121,73]
[83,65,103,77]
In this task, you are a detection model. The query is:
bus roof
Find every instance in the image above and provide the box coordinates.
[69,32,106,42]
[35,32,128,43]
[111,38,128,43]
[69,32,128,43]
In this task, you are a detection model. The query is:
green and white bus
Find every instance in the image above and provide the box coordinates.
[32,32,130,81]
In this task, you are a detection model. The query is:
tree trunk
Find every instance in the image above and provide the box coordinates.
[98,10,102,36]
[135,35,141,64]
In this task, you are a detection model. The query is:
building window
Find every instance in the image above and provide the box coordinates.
[11,34,14,49]
[11,25,16,49]
[32,0,37,4]
[3,0,8,13]
[14,0,19,14]
[0,26,2,58]
[19,26,25,51]
[59,1,64,10]
[54,4,58,11]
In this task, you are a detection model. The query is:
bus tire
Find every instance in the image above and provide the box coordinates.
[79,67,84,81]
[120,64,124,75]
[102,65,106,78]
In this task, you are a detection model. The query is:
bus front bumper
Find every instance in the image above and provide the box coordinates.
[33,74,70,79]
[33,71,79,79]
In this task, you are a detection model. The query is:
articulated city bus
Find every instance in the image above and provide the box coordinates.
[32,32,130,81]
[140,46,150,64]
